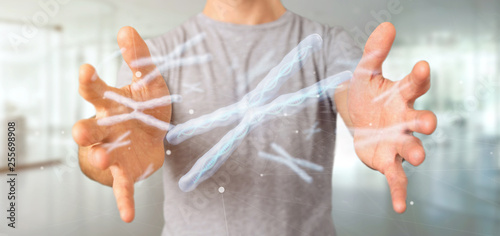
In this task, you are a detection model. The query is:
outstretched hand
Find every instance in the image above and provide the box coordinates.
[347,22,437,213]
[72,26,171,222]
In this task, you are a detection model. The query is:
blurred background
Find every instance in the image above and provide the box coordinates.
[0,0,499,235]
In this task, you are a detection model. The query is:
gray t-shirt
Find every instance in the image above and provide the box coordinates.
[117,11,361,236]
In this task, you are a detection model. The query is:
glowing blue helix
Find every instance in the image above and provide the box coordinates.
[166,34,323,145]
[178,70,353,192]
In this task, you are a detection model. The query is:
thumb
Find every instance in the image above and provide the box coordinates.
[355,22,396,78]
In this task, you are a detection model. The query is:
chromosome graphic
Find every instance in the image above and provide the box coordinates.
[167,34,324,145]
[258,143,324,183]
[102,130,131,153]
[304,121,321,140]
[178,70,353,192]
[97,91,181,131]
[351,121,413,148]
[136,163,154,183]
[372,80,410,106]
[131,33,212,89]
[182,82,204,94]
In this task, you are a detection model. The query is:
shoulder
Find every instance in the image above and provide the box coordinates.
[287,11,361,73]
[144,14,206,55]
[287,11,360,57]
[286,11,348,39]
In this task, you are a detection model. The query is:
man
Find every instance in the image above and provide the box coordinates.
[72,0,437,235]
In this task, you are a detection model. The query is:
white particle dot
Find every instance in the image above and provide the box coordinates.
[410,201,414,205]
[61,130,65,134]
[218,186,225,193]
[188,109,194,115]
[166,150,172,155]
[284,113,288,116]
[295,130,299,134]
[260,174,264,177]
[490,152,493,155]
[369,123,372,126]
[40,166,44,170]
[316,94,320,98]
[135,71,142,78]
[128,147,131,150]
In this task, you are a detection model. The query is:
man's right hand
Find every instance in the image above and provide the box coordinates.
[72,26,172,223]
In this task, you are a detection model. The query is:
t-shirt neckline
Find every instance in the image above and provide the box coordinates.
[197,10,293,30]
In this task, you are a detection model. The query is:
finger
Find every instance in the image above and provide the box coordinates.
[79,64,109,105]
[396,136,425,166]
[110,165,135,223]
[399,61,431,101]
[117,26,161,86]
[405,109,437,135]
[72,118,108,147]
[384,160,408,213]
[88,144,116,170]
[355,22,396,78]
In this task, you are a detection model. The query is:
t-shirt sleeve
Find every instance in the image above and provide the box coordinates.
[324,26,363,77]
[322,26,362,113]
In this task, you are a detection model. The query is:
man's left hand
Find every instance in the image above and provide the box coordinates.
[342,22,437,213]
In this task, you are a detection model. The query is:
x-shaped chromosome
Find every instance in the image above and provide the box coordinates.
[182,82,204,94]
[102,130,132,153]
[169,34,353,192]
[97,91,181,131]
[131,33,212,89]
[258,143,324,183]
[178,70,352,191]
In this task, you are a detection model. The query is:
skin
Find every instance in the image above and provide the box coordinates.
[73,27,171,222]
[72,0,437,223]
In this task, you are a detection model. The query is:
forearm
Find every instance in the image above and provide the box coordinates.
[78,145,113,187]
